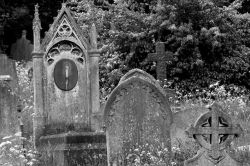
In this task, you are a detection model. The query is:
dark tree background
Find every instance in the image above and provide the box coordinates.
[0,0,64,55]
[1,0,250,99]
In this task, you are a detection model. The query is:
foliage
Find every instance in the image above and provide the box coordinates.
[15,61,33,109]
[15,61,34,138]
[125,142,171,166]
[2,0,250,100]
[65,0,250,101]
[172,83,250,165]
[0,61,37,166]
[0,133,38,166]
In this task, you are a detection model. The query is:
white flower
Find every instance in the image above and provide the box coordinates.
[0,141,11,148]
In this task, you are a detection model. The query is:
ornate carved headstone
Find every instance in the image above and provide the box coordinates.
[185,103,244,166]
[104,69,173,166]
[32,3,105,165]
[10,30,33,61]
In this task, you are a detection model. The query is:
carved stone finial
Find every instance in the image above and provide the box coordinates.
[22,30,27,38]
[33,4,41,29]
[33,4,42,53]
[62,3,67,8]
[90,23,98,49]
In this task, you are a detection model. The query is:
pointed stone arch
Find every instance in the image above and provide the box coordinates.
[42,3,89,52]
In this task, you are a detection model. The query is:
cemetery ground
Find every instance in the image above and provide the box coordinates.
[1,61,250,165]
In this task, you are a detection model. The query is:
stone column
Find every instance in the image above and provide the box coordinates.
[88,23,101,130]
[32,52,44,147]
[33,4,42,53]
[89,49,101,131]
[89,49,100,114]
[32,4,44,147]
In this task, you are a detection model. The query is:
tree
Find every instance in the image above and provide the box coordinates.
[2,0,250,99]
[68,0,250,100]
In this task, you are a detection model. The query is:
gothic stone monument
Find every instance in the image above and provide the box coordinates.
[185,103,244,166]
[104,69,173,166]
[32,4,106,165]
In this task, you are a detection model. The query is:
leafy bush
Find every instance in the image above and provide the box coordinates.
[0,133,38,166]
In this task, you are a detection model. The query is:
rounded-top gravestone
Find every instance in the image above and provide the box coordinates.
[104,69,173,166]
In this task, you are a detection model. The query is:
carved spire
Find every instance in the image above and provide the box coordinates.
[62,3,67,8]
[90,23,97,49]
[33,4,42,53]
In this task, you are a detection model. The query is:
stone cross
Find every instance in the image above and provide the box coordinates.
[185,103,243,165]
[148,42,173,83]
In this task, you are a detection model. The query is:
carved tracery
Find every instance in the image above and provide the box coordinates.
[46,41,84,65]
[186,103,243,164]
[56,18,73,38]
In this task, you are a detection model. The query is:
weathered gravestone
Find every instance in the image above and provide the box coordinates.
[170,105,208,145]
[104,69,173,166]
[184,103,244,166]
[10,30,33,61]
[0,53,19,139]
[32,4,106,165]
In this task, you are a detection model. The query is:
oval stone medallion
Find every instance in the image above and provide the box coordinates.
[54,59,78,91]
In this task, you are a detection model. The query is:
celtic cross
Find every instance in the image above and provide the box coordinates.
[186,103,243,163]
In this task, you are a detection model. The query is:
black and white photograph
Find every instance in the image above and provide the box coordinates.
[0,0,250,165]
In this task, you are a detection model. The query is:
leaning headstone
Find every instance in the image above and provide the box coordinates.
[104,68,173,166]
[185,103,244,166]
[10,30,33,61]
[171,105,208,145]
[0,53,19,139]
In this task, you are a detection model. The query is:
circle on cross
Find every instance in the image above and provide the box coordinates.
[186,103,242,151]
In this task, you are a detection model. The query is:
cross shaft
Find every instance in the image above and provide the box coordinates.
[148,42,173,82]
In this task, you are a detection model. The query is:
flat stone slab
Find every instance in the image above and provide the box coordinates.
[39,132,107,166]
[0,75,12,81]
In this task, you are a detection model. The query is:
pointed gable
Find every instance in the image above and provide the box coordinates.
[42,3,89,52]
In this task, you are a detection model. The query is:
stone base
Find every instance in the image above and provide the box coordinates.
[37,132,107,166]
[184,148,244,166]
